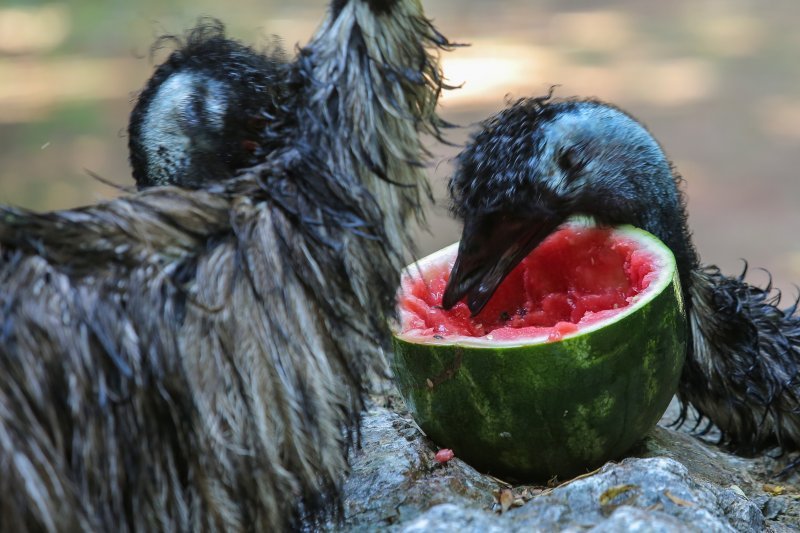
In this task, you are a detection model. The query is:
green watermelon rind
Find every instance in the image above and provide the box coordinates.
[392,224,687,480]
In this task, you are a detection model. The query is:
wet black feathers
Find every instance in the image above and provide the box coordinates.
[449,96,572,217]
[128,20,289,189]
[448,95,800,455]
[685,266,800,453]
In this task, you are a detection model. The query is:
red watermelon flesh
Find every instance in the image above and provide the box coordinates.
[399,225,660,343]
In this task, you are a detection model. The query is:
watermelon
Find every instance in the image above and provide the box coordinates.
[392,219,686,480]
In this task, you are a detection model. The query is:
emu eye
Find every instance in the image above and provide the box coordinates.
[556,145,586,178]
[557,147,576,172]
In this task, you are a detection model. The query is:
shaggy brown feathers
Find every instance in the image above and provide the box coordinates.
[0,0,451,530]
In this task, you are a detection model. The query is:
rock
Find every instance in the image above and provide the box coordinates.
[335,406,500,530]
[334,397,800,531]
[504,457,763,531]
[400,505,506,533]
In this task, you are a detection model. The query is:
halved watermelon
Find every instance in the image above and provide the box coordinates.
[392,219,686,480]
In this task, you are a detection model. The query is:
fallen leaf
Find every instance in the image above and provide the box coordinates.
[599,484,638,506]
[664,490,696,507]
[763,484,787,496]
[499,489,514,513]
[728,485,746,498]
[549,465,604,492]
[487,474,513,488]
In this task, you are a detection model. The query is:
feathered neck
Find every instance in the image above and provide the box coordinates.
[292,0,453,257]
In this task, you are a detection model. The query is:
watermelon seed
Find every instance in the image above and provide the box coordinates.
[517,307,528,317]
[433,334,444,340]
[499,311,511,322]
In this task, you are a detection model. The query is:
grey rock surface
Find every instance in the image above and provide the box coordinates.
[335,400,800,532]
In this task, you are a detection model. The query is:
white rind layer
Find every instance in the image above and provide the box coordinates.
[396,219,678,348]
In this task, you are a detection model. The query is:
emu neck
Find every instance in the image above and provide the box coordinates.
[579,151,699,300]
[611,174,699,301]
[299,0,446,256]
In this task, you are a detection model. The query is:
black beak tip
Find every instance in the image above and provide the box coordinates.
[440,284,461,311]
[466,294,487,317]
[442,280,489,317]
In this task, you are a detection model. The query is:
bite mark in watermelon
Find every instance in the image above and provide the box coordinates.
[399,225,669,345]
[392,220,687,480]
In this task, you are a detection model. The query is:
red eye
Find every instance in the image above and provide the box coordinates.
[242,140,259,152]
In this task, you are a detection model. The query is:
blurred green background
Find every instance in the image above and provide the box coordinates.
[1,0,799,295]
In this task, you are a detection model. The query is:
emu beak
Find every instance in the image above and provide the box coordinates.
[442,210,566,316]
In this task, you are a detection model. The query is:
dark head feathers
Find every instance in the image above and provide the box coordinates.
[128,20,289,189]
[443,95,700,315]
[448,95,697,282]
[449,95,664,216]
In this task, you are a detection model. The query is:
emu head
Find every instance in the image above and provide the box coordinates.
[443,97,687,315]
[128,23,287,189]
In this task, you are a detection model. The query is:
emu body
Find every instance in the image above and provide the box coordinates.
[443,97,800,455]
[0,1,450,530]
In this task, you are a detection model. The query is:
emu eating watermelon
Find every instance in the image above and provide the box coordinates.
[393,219,686,480]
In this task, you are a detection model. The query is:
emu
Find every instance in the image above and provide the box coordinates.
[0,0,451,530]
[444,96,800,456]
